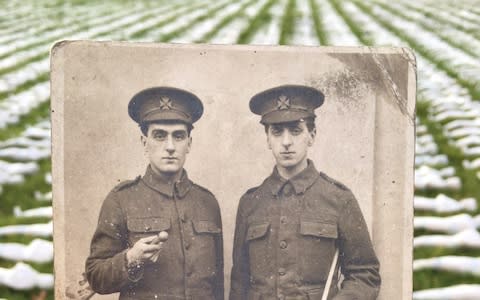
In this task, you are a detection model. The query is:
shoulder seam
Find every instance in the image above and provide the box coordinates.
[319,172,349,191]
[113,175,141,192]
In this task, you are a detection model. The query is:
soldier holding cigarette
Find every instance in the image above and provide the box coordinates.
[85,87,224,300]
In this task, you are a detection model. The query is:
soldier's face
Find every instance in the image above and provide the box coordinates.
[266,121,315,170]
[141,123,191,176]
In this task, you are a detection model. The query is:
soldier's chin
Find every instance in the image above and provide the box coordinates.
[158,165,181,175]
[277,159,298,169]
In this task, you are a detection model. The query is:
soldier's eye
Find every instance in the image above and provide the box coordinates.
[152,131,167,140]
[173,132,187,140]
[270,126,283,136]
[290,127,303,135]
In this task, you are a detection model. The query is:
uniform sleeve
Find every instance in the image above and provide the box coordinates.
[334,190,381,300]
[229,197,249,300]
[85,191,134,294]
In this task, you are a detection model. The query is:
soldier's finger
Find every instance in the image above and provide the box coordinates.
[141,243,162,253]
[138,235,159,244]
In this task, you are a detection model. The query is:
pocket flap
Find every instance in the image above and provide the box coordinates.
[300,221,337,239]
[192,220,221,234]
[246,223,270,241]
[127,217,171,233]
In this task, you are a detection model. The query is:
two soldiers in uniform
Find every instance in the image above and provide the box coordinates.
[85,85,381,299]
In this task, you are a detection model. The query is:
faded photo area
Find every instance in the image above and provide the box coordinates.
[51,42,415,300]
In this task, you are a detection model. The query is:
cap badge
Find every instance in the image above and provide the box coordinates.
[159,96,173,110]
[276,95,290,110]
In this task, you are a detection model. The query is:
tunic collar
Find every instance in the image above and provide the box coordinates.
[267,159,320,196]
[141,165,192,198]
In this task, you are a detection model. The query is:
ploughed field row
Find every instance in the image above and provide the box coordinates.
[0,0,479,299]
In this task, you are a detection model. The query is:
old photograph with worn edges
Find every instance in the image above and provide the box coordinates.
[50,42,415,299]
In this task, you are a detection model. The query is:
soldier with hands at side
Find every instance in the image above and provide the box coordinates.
[230,85,381,300]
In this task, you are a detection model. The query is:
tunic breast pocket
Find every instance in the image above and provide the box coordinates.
[298,219,338,283]
[191,220,222,276]
[126,217,171,246]
[246,222,270,276]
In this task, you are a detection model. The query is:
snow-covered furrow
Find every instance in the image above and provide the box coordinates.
[250,0,288,45]
[170,0,252,43]
[142,0,233,42]
[317,0,360,45]
[290,0,319,46]
[208,0,271,44]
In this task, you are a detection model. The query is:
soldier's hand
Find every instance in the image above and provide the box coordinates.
[126,235,163,264]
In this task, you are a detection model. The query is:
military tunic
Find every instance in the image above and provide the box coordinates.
[230,161,380,300]
[86,166,224,300]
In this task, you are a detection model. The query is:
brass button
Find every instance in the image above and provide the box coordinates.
[278,268,286,276]
[185,242,190,250]
[279,240,287,249]
[280,216,287,224]
[144,226,151,231]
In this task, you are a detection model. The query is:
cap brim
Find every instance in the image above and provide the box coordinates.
[142,110,192,124]
[261,110,314,124]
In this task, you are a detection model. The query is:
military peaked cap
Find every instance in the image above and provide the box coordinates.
[249,85,324,124]
[128,87,204,125]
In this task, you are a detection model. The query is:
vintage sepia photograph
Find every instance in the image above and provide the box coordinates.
[51,42,415,299]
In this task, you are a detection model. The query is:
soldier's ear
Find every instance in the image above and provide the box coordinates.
[266,135,272,150]
[308,128,316,146]
[186,136,192,153]
[140,135,147,146]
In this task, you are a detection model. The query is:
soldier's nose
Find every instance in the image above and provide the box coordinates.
[282,132,293,147]
[165,136,175,152]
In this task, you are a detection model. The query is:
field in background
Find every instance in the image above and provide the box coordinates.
[0,0,479,299]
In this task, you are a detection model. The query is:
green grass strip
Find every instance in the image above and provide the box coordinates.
[353,0,480,101]
[0,158,51,218]
[279,0,296,45]
[309,0,328,45]
[237,0,277,44]
[0,72,49,102]
[195,0,258,43]
[414,269,480,291]
[329,0,373,45]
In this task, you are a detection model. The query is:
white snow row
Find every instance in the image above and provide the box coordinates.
[414,214,480,234]
[0,262,53,290]
[415,194,477,213]
[34,191,52,202]
[0,239,52,263]
[415,166,461,190]
[14,206,52,218]
[414,256,480,276]
[413,284,480,300]
[414,229,480,249]
[0,221,52,237]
